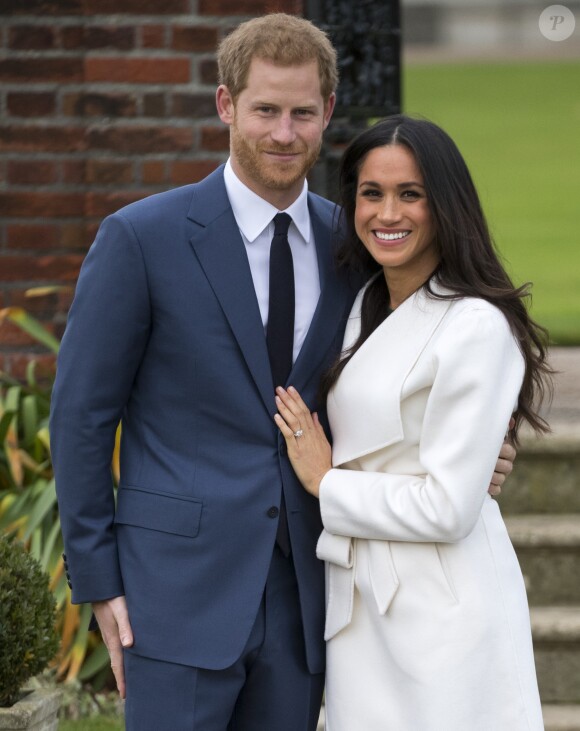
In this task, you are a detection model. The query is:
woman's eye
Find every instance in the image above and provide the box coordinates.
[402,190,421,199]
[360,189,381,198]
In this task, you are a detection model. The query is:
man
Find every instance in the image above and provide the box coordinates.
[51,13,515,731]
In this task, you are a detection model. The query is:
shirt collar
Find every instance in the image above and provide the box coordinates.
[224,159,311,244]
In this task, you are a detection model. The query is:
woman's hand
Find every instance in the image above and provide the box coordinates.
[274,386,332,498]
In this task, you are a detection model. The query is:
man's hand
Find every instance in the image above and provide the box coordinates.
[489,419,517,496]
[92,596,134,699]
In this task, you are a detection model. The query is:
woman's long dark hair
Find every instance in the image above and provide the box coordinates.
[321,115,552,440]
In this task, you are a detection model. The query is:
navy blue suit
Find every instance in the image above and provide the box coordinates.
[51,166,358,725]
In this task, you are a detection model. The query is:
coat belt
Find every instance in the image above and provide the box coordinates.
[316,530,400,640]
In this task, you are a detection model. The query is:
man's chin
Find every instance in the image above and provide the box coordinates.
[260,161,316,191]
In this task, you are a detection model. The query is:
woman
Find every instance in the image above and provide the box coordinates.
[275,116,551,730]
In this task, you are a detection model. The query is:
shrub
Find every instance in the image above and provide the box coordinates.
[0,534,59,707]
[1,304,116,687]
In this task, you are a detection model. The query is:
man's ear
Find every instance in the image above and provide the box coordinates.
[322,92,337,130]
[216,85,235,125]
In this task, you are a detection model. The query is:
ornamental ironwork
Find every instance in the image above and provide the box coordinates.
[306,0,401,117]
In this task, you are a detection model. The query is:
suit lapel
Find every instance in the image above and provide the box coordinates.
[187,167,275,415]
[289,195,353,394]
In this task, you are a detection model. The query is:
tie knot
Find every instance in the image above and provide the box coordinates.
[273,212,292,237]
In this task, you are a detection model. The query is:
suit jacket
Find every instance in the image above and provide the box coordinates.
[315,281,543,728]
[50,165,358,672]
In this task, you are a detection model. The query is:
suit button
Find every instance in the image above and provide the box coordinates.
[267,506,279,519]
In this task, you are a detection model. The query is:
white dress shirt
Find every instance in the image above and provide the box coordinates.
[223,159,321,363]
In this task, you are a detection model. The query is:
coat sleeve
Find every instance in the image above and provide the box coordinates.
[50,212,151,603]
[319,306,525,543]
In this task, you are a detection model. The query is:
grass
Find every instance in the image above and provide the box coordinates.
[59,718,123,731]
[403,61,580,343]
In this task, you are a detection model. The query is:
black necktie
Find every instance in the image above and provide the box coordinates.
[267,212,293,556]
[267,213,294,389]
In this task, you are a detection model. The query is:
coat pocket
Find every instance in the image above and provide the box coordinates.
[435,542,459,604]
[115,485,203,538]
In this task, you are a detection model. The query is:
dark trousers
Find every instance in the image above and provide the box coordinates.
[124,546,324,731]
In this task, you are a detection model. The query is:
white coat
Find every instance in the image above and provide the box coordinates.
[317,279,544,730]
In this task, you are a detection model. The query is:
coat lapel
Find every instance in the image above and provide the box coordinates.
[187,167,275,415]
[328,281,454,467]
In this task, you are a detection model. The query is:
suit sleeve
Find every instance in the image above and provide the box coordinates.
[319,306,525,543]
[50,212,151,603]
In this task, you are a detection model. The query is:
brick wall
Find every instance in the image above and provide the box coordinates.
[0,0,302,378]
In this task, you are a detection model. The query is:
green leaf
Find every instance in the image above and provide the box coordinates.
[0,410,16,444]
[25,360,38,389]
[0,491,30,531]
[37,426,51,453]
[4,385,21,414]
[3,308,60,354]
[21,394,39,448]
[78,643,111,682]
[22,479,57,542]
[40,518,62,572]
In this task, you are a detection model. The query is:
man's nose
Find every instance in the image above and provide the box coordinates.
[270,115,297,146]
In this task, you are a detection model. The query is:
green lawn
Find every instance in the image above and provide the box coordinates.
[59,718,122,731]
[403,61,580,343]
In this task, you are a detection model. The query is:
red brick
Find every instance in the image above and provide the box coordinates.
[198,0,301,13]
[0,320,58,347]
[5,354,57,382]
[143,94,166,117]
[85,223,100,243]
[171,26,218,52]
[0,127,86,153]
[0,192,85,218]
[170,160,219,184]
[199,59,218,85]
[88,126,193,153]
[63,92,137,118]
[59,26,85,49]
[7,92,56,118]
[142,160,166,184]
[6,224,60,250]
[141,25,166,49]
[171,93,216,118]
[9,25,57,50]
[61,224,90,251]
[62,160,86,184]
[200,126,229,152]
[0,0,83,16]
[85,57,190,84]
[86,159,133,185]
[57,287,76,311]
[0,255,83,282]
[83,0,188,12]
[7,160,58,185]
[7,288,61,316]
[86,191,149,217]
[61,25,136,50]
[0,58,83,83]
